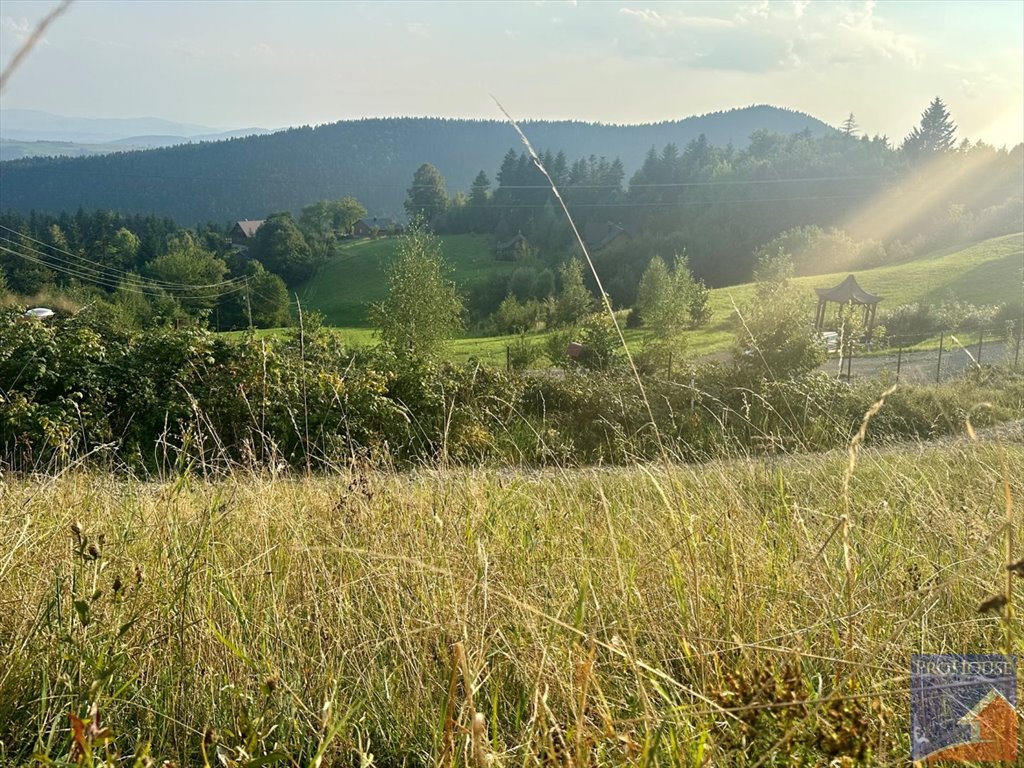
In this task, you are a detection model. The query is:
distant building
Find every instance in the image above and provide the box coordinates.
[229,219,265,247]
[582,221,630,251]
[353,217,402,238]
[495,231,529,259]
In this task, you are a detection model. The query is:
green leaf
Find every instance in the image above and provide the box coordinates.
[73,599,90,626]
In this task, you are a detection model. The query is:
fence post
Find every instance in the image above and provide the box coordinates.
[506,345,510,371]
[1016,329,1022,371]
[976,329,983,380]
[896,344,902,382]
[936,332,944,383]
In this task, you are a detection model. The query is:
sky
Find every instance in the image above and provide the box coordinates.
[1,0,1022,146]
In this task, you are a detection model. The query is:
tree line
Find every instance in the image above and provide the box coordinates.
[409,98,1022,303]
[0,195,367,329]
[0,107,829,223]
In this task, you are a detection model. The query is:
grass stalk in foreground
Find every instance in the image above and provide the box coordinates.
[0,440,1021,765]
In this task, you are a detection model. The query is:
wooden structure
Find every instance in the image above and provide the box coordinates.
[582,221,629,251]
[229,219,264,246]
[353,217,402,238]
[813,274,881,332]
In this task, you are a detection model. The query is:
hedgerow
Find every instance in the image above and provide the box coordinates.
[2,307,1021,472]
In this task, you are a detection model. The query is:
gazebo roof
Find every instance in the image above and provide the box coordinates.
[814,274,881,305]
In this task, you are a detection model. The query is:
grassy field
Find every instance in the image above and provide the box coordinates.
[220,325,522,366]
[2,438,1020,765]
[296,234,514,327]
[695,231,1024,355]
[252,232,1023,367]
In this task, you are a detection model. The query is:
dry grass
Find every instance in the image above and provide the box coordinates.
[1,440,1021,766]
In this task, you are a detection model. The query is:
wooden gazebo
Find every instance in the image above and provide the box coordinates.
[813,274,881,332]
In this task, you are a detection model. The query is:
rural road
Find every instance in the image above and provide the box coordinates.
[819,339,1014,382]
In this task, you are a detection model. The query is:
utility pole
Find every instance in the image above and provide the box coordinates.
[245,275,253,331]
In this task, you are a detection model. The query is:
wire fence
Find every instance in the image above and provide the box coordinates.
[821,326,1023,383]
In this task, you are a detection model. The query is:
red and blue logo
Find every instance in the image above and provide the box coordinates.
[910,654,1017,761]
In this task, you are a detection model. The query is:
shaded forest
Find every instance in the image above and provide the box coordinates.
[0,106,829,223]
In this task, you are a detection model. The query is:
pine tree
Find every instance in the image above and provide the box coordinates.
[902,97,957,158]
[554,259,594,327]
[840,113,858,137]
[469,171,490,206]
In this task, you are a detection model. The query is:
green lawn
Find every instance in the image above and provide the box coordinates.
[699,231,1024,354]
[242,232,1022,366]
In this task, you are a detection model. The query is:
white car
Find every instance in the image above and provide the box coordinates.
[819,331,839,352]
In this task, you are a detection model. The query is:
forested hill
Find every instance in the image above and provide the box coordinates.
[0,105,829,224]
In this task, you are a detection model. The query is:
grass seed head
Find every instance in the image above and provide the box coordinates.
[978,594,1008,614]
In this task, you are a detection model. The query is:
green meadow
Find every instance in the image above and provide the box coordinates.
[243,232,1022,366]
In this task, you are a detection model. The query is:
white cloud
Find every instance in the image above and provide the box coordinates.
[618,7,734,30]
[617,1,921,72]
[833,0,921,67]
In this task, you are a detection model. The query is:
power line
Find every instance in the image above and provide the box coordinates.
[2,238,292,310]
[0,170,888,189]
[0,226,249,290]
[0,244,248,300]
[470,174,888,190]
[407,191,878,211]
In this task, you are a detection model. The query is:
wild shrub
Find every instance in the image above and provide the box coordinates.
[507,333,541,371]
[3,304,1021,471]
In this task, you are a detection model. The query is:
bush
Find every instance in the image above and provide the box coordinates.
[3,303,1021,471]
[734,251,826,379]
[880,303,936,342]
[492,295,546,334]
[507,333,541,371]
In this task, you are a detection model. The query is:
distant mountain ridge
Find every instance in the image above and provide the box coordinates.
[0,108,238,143]
[0,105,833,224]
[0,129,275,162]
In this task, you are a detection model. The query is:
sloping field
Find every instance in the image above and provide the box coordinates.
[282,232,1022,363]
[297,234,514,327]
[696,231,1024,355]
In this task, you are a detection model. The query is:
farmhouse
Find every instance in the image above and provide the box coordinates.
[354,216,402,238]
[583,221,630,251]
[229,219,265,246]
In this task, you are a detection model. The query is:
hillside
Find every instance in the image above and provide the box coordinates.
[702,231,1024,342]
[0,106,830,224]
[297,234,509,327]
[286,232,1023,365]
[0,108,219,142]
